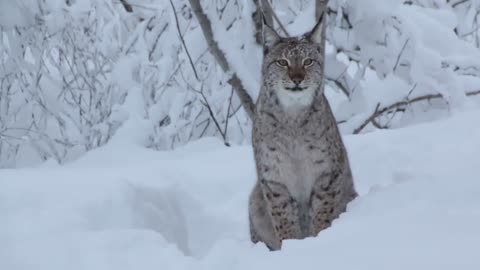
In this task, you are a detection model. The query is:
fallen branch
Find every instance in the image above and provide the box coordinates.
[188,0,255,119]
[353,89,480,134]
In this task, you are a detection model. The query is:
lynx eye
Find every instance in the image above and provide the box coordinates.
[276,59,289,67]
[303,58,314,66]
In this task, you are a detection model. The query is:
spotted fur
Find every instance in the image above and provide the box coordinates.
[248,14,357,251]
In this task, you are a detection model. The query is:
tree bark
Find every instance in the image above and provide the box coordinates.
[188,0,255,119]
[252,0,274,45]
[315,0,329,21]
[315,0,329,95]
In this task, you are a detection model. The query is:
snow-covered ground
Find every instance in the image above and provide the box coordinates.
[2,109,480,270]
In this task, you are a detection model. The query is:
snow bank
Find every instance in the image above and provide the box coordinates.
[2,110,480,269]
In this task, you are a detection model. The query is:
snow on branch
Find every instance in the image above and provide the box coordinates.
[188,0,255,119]
[2,0,480,167]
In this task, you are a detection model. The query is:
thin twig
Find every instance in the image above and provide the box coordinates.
[149,23,169,61]
[261,0,290,36]
[170,0,199,81]
[451,0,469,8]
[119,0,133,12]
[198,85,228,144]
[393,38,409,72]
[223,87,235,143]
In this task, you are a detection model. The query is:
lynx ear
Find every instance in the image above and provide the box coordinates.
[306,12,326,44]
[262,15,281,52]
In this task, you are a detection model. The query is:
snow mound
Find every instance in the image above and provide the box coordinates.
[2,111,480,269]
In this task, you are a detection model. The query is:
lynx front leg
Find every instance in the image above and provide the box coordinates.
[309,172,343,235]
[260,180,302,244]
[249,183,281,250]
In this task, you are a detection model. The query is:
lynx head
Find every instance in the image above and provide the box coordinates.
[262,15,326,108]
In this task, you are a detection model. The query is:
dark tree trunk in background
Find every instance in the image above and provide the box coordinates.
[315,0,329,20]
[252,0,274,45]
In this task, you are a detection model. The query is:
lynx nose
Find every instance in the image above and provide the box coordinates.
[291,77,303,85]
[289,69,305,85]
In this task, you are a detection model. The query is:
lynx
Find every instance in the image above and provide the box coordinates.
[248,14,358,251]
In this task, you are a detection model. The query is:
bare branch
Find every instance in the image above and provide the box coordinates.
[353,89,480,134]
[450,0,470,8]
[148,23,169,61]
[252,0,273,44]
[170,0,200,81]
[223,87,235,143]
[119,0,133,13]
[393,38,410,72]
[315,0,329,21]
[261,0,289,36]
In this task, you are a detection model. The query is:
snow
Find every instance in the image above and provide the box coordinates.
[3,109,480,269]
[0,1,39,29]
[2,0,480,268]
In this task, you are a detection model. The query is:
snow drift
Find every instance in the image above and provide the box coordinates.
[2,110,480,270]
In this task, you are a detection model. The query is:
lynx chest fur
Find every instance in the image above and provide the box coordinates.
[248,13,357,251]
[253,96,342,203]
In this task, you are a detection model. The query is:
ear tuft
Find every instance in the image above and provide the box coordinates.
[307,12,326,44]
[262,15,281,52]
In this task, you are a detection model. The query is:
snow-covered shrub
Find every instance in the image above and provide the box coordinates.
[325,0,480,132]
[1,0,480,167]
[0,1,130,166]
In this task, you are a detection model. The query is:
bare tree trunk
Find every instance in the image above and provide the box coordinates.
[315,0,329,21]
[315,0,328,54]
[252,0,274,45]
[188,0,255,119]
[315,0,328,95]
